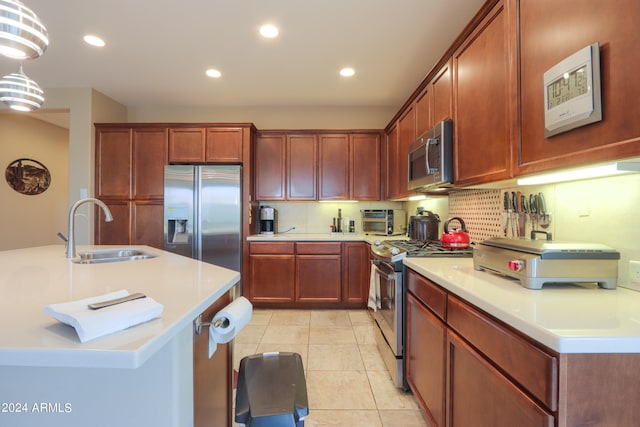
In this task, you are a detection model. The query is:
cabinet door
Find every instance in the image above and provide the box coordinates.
[254,134,286,200]
[248,254,295,303]
[406,292,446,427]
[295,255,342,302]
[205,128,243,163]
[415,86,432,138]
[396,106,416,199]
[518,0,640,174]
[453,1,514,185]
[132,201,164,249]
[432,60,452,124]
[168,128,206,163]
[384,125,399,199]
[342,242,369,305]
[350,133,381,201]
[95,200,131,245]
[95,127,132,199]
[447,330,554,427]
[287,134,317,200]
[194,291,232,427]
[132,128,167,200]
[318,134,349,200]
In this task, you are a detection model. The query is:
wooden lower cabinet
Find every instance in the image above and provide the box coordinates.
[95,200,164,249]
[342,242,370,305]
[246,241,368,308]
[407,267,640,426]
[296,255,342,302]
[193,291,233,427]
[248,242,295,303]
[447,330,554,427]
[406,292,446,427]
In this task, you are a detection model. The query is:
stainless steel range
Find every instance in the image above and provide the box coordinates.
[369,239,472,388]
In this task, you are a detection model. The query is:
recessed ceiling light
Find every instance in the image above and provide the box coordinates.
[83,35,106,47]
[259,24,279,38]
[206,69,222,78]
[340,67,355,77]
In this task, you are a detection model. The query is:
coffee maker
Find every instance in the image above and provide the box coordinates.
[259,206,277,235]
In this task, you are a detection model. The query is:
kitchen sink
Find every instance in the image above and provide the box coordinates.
[72,248,158,264]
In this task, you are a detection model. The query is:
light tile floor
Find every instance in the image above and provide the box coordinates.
[233,309,430,427]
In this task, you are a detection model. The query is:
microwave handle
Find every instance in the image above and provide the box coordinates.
[425,138,439,174]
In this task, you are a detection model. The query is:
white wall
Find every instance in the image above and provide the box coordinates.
[40,88,127,246]
[127,106,395,129]
[0,113,68,250]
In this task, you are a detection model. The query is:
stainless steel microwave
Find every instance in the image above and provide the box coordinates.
[408,120,454,191]
[361,209,407,236]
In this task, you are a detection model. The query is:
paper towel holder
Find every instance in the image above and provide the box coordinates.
[195,315,230,335]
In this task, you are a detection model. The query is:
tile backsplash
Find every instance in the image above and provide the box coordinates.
[259,201,404,235]
[262,173,639,288]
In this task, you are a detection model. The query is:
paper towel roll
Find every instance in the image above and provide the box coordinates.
[208,296,253,358]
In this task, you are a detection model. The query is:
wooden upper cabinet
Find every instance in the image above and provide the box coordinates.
[432,59,452,124]
[415,86,432,138]
[395,106,416,199]
[96,127,132,199]
[255,134,286,200]
[384,125,399,199]
[287,134,317,200]
[318,134,350,200]
[453,0,515,186]
[518,0,640,174]
[168,128,206,163]
[205,128,243,163]
[350,133,381,200]
[168,127,245,163]
[256,131,381,201]
[132,128,168,199]
[415,60,452,139]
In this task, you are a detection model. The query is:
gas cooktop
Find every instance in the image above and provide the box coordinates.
[371,239,474,263]
[386,239,474,258]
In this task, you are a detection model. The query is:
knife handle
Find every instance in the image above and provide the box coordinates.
[88,293,147,310]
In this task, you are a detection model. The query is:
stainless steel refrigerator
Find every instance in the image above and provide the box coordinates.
[164,165,241,273]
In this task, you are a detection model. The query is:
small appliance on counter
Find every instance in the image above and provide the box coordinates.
[473,231,620,289]
[259,206,277,235]
[407,209,440,240]
[361,209,406,236]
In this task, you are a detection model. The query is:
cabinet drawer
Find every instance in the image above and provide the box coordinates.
[249,242,294,254]
[296,242,342,255]
[447,295,558,411]
[406,268,447,321]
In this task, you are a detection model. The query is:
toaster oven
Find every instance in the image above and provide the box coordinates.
[361,209,406,236]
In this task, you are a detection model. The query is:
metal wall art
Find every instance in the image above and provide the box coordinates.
[5,158,51,195]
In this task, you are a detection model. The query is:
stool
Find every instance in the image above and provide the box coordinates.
[235,352,308,427]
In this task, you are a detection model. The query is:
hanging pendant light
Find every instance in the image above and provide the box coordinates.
[0,64,44,111]
[0,0,49,59]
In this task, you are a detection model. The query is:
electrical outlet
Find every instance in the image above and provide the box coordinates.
[629,260,640,285]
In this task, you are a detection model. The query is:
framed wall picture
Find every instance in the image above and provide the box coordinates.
[5,158,51,195]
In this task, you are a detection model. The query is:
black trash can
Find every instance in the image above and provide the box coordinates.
[235,352,309,427]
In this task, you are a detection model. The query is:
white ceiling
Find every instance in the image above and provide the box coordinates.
[0,0,485,113]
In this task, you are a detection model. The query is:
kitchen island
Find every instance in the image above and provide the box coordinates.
[404,257,640,426]
[0,245,239,427]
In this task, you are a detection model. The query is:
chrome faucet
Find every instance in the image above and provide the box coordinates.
[66,198,113,258]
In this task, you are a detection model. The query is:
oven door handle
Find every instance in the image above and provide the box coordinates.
[372,261,396,280]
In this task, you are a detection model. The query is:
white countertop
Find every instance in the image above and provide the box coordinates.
[0,245,239,369]
[403,257,640,354]
[247,233,387,243]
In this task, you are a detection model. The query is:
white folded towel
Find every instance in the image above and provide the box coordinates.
[368,264,381,311]
[43,290,164,343]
